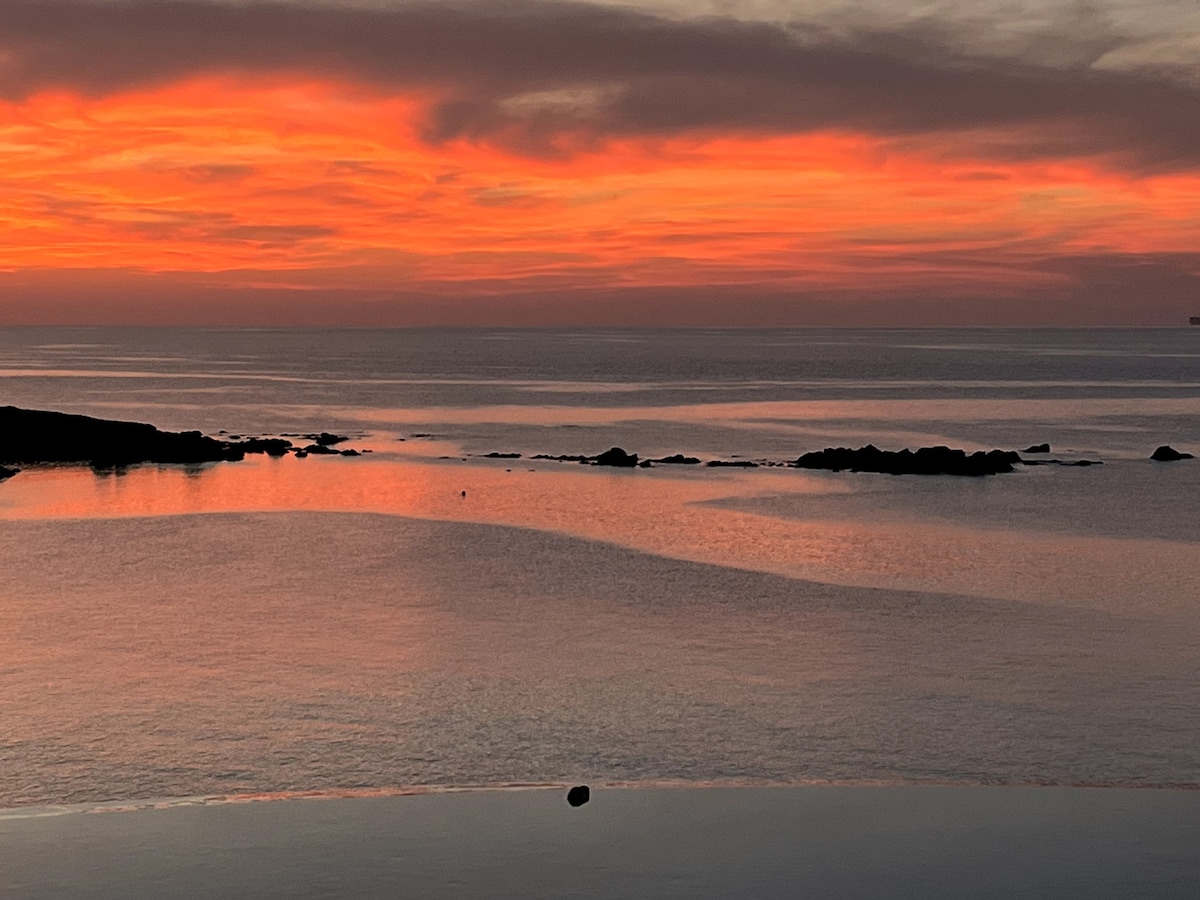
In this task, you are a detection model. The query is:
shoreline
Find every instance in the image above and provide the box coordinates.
[6,777,1200,821]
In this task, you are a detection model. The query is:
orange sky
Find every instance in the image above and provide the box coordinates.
[2,0,1200,325]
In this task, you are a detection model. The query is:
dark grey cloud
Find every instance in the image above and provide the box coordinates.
[2,0,1199,169]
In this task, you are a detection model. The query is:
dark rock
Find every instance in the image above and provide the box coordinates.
[531,454,591,462]
[1063,459,1102,467]
[651,454,702,465]
[1023,443,1051,454]
[411,433,433,438]
[793,444,1020,477]
[706,460,759,468]
[0,406,244,467]
[295,449,309,458]
[0,465,19,481]
[482,452,522,459]
[236,437,293,457]
[566,785,590,807]
[594,447,638,467]
[340,448,361,457]
[638,459,653,468]
[307,432,348,446]
[301,443,341,455]
[1151,445,1195,461]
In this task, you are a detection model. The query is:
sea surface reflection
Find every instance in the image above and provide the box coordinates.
[2,455,1199,807]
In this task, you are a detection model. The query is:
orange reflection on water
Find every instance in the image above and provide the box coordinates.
[0,454,807,533]
[4,455,1200,617]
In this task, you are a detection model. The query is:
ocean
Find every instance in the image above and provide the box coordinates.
[2,327,1199,809]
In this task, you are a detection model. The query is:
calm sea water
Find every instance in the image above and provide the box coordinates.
[1,327,1199,808]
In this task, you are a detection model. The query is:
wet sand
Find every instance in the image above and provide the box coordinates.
[3,786,1199,898]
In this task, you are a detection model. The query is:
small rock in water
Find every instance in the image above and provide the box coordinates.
[1151,445,1195,462]
[1023,443,1051,454]
[593,447,638,467]
[237,437,293,457]
[566,785,590,807]
[652,454,701,465]
[311,432,348,446]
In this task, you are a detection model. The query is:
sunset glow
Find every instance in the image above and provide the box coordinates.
[3,0,1200,324]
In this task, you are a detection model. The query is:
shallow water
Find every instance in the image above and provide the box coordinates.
[1,327,1198,807]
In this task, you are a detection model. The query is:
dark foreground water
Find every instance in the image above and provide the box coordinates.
[5,787,1200,899]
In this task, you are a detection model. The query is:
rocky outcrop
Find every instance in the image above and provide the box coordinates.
[793,444,1021,476]
[0,405,244,467]
[1023,443,1051,454]
[1151,445,1194,461]
[0,406,366,470]
[0,465,18,481]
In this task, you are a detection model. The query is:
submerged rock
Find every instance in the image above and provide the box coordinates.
[566,785,590,807]
[706,459,759,468]
[793,444,1021,477]
[482,452,522,459]
[1151,445,1195,461]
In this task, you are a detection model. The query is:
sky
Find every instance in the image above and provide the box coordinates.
[2,0,1200,325]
